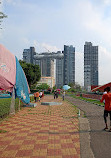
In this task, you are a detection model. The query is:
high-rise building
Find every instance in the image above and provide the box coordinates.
[34,51,64,88]
[23,46,76,88]
[63,45,75,85]
[84,42,98,91]
[56,57,64,88]
[23,47,36,64]
[41,58,52,77]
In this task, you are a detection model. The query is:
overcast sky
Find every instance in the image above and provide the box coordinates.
[1,0,111,86]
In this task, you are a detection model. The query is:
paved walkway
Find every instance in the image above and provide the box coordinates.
[66,96,111,158]
[0,95,80,158]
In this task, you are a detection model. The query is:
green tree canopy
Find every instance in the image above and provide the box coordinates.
[68,82,82,92]
[0,9,7,29]
[36,83,49,90]
[19,60,41,87]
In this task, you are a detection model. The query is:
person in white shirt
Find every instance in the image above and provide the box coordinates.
[39,91,42,98]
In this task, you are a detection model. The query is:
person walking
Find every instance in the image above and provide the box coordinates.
[62,91,65,101]
[39,91,42,98]
[35,91,39,102]
[100,87,111,131]
[56,91,58,99]
[54,90,57,99]
[34,92,36,102]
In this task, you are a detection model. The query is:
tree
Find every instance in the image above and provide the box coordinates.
[0,1,7,29]
[52,86,57,93]
[19,60,41,87]
[0,12,7,19]
[68,82,82,92]
[36,83,49,90]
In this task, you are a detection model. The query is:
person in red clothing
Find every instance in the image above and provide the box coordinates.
[36,91,39,102]
[100,87,111,131]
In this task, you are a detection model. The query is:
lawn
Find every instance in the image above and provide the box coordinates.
[0,95,34,119]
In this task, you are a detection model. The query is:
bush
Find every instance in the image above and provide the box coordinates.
[68,88,75,92]
[44,91,50,94]
[30,89,38,93]
[80,93,82,97]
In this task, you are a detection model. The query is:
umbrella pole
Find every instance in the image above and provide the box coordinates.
[9,87,15,115]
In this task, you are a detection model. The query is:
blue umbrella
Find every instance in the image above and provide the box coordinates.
[63,85,71,90]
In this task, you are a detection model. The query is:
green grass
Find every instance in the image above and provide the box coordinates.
[0,129,7,133]
[0,95,34,120]
[0,98,24,119]
[0,98,11,118]
[71,94,104,106]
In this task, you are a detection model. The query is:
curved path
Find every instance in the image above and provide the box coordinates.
[66,96,111,158]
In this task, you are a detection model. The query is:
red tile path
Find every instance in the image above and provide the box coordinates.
[0,95,80,158]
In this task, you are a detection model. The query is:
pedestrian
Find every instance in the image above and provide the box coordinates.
[34,92,36,102]
[56,91,58,99]
[54,90,57,99]
[39,91,42,98]
[36,91,39,102]
[62,91,65,101]
[100,87,111,131]
[42,91,44,98]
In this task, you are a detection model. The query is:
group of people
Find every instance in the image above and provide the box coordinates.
[100,87,111,132]
[34,91,44,102]
[53,90,66,101]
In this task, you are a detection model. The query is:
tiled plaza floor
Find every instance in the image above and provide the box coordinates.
[0,95,80,158]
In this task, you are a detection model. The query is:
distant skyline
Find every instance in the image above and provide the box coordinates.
[1,0,111,86]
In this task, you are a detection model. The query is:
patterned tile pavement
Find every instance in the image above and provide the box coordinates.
[0,95,80,158]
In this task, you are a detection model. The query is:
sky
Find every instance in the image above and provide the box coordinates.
[1,0,111,86]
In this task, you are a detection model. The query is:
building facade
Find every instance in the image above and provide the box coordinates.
[34,51,64,88]
[56,57,64,88]
[37,77,55,88]
[23,46,75,88]
[23,47,36,64]
[84,42,98,91]
[63,45,75,85]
